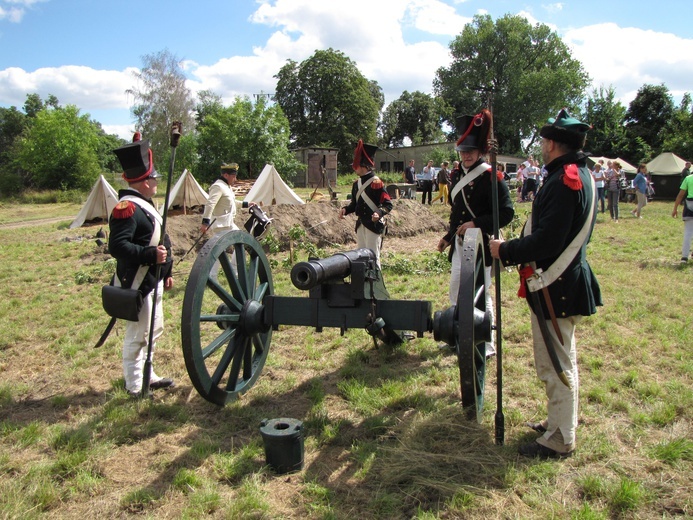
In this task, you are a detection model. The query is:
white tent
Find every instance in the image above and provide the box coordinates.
[243,164,305,206]
[646,152,688,175]
[588,156,637,174]
[167,169,208,211]
[69,175,119,228]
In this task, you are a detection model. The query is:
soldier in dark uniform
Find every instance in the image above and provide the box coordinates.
[437,109,514,356]
[339,140,393,268]
[109,134,175,397]
[490,109,602,459]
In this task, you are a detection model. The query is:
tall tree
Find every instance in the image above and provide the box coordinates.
[15,105,102,190]
[127,49,196,170]
[274,48,383,168]
[662,93,693,160]
[0,106,28,193]
[434,14,589,155]
[623,84,674,161]
[581,86,627,158]
[195,94,301,184]
[379,91,446,148]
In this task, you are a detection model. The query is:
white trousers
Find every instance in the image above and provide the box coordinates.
[530,312,581,448]
[356,224,383,269]
[682,218,693,258]
[449,237,495,354]
[123,280,164,393]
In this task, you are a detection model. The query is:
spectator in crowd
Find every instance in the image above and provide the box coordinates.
[606,161,622,221]
[431,161,451,205]
[420,160,435,205]
[681,161,691,180]
[592,163,606,213]
[631,163,648,218]
[672,172,693,263]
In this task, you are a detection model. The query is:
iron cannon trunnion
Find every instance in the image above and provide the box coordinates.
[181,228,491,421]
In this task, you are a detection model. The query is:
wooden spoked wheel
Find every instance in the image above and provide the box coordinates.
[181,230,273,405]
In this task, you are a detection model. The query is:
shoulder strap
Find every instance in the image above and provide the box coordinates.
[450,162,490,202]
[356,177,380,214]
[115,195,161,290]
[526,172,596,292]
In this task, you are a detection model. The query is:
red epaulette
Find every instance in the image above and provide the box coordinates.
[371,176,384,189]
[112,200,136,219]
[562,164,582,190]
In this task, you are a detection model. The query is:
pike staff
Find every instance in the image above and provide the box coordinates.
[486,96,505,446]
[141,122,182,398]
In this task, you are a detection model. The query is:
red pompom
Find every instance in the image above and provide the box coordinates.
[561,164,582,190]
[517,266,534,298]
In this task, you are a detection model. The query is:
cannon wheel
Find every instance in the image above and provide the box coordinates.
[181,230,273,405]
[456,228,491,422]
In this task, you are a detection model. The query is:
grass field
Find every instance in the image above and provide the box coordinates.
[0,192,691,519]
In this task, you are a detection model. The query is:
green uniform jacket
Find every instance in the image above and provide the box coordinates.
[499,152,602,318]
[108,189,173,296]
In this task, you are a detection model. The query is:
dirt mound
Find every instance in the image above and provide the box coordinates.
[165,199,448,254]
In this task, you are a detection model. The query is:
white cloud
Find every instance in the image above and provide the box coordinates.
[0,66,137,109]
[563,23,693,104]
[542,3,563,14]
[0,6,24,22]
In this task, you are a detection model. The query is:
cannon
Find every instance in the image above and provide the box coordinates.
[181,229,492,421]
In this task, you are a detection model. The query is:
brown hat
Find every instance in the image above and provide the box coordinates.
[221,162,239,175]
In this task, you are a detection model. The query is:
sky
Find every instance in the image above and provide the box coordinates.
[1,0,692,141]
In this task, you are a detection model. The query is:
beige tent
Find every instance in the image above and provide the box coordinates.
[588,156,637,174]
[243,164,305,206]
[167,169,208,211]
[69,175,119,228]
[646,152,689,199]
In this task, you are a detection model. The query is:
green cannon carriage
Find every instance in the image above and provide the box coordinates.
[181,229,491,421]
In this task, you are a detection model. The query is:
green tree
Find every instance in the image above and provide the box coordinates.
[581,86,627,158]
[662,93,693,160]
[274,48,383,169]
[0,106,28,194]
[15,105,102,190]
[379,91,446,148]
[127,49,196,171]
[195,94,301,185]
[623,84,675,161]
[434,14,590,155]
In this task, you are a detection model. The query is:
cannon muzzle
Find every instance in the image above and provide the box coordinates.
[290,248,377,290]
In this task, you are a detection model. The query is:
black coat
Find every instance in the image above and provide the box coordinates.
[444,159,514,266]
[499,152,602,318]
[343,171,393,234]
[108,189,173,296]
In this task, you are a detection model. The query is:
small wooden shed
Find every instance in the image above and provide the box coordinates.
[293,146,339,189]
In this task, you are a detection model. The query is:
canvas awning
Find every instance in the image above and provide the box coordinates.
[243,164,305,206]
[69,175,119,228]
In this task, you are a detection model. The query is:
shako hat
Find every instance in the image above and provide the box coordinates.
[352,139,378,170]
[221,162,239,175]
[539,109,591,149]
[455,109,492,153]
[113,134,160,182]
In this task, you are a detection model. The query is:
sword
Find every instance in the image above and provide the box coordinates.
[94,316,116,348]
[178,218,216,264]
[530,263,564,345]
[527,287,571,388]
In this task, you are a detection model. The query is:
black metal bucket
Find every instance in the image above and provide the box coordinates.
[259,418,304,474]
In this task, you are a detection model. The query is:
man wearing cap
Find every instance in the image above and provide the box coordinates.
[200,162,245,236]
[339,140,393,269]
[437,109,514,358]
[490,109,602,459]
[109,134,175,397]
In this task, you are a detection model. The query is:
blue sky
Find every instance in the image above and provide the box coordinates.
[1,0,691,140]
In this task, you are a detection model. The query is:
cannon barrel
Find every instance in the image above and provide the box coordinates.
[290,248,376,290]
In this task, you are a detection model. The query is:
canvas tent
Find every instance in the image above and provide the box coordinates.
[646,152,689,199]
[69,175,119,228]
[587,156,637,174]
[243,164,305,206]
[167,169,208,211]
